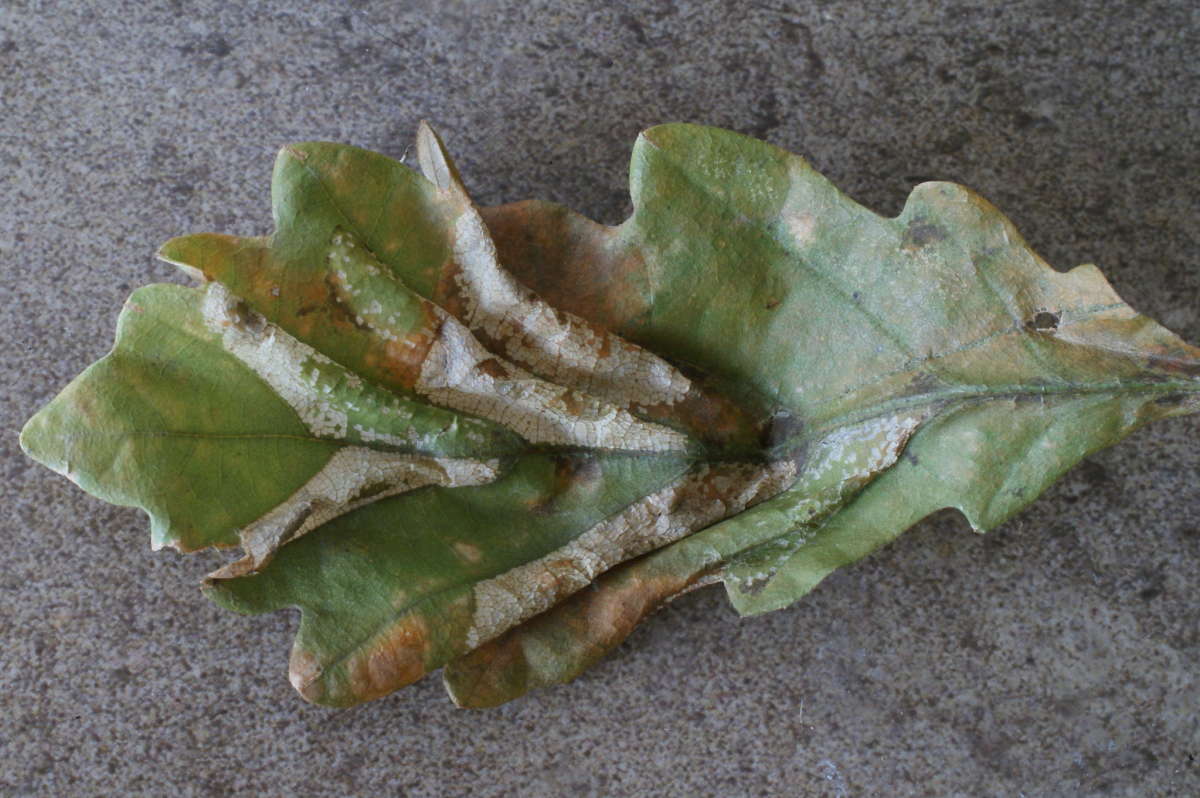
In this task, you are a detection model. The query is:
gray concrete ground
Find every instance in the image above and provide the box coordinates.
[3,1,1199,795]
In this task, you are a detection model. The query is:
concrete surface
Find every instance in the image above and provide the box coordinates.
[3,1,1199,795]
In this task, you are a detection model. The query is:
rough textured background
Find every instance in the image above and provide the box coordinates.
[3,1,1199,795]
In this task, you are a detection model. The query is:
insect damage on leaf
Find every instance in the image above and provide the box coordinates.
[20,121,1200,709]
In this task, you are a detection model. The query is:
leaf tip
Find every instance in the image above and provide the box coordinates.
[288,646,332,705]
[156,234,212,281]
[17,405,52,469]
[157,233,258,283]
[281,143,310,163]
[415,120,462,191]
[442,645,525,710]
[18,385,80,480]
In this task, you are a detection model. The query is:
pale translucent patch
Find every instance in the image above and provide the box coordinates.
[785,211,816,245]
[453,542,483,563]
[463,459,797,648]
[415,121,456,191]
[207,447,500,581]
[416,317,689,451]
[777,158,834,249]
[803,412,926,486]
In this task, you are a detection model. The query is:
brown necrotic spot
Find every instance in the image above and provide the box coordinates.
[479,201,650,332]
[279,276,339,338]
[761,410,803,450]
[433,256,470,320]
[377,310,443,389]
[228,298,267,333]
[531,456,603,515]
[634,381,767,454]
[1027,311,1060,331]
[903,219,947,250]
[596,332,614,359]
[1154,392,1186,407]
[553,565,714,661]
[475,358,511,379]
[554,388,588,416]
[352,481,398,503]
[1145,355,1200,378]
[446,558,721,707]
[902,371,944,398]
[322,273,372,332]
[347,614,432,701]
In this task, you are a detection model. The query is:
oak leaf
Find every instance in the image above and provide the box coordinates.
[20,123,1200,708]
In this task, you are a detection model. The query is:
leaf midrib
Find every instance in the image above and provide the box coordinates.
[790,376,1200,454]
[59,372,1199,456]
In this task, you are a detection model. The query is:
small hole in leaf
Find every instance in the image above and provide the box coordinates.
[1029,311,1059,331]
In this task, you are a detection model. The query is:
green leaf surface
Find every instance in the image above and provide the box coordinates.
[210,451,692,706]
[20,284,339,551]
[21,122,1200,708]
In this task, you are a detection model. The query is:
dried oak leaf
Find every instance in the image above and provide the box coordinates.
[20,123,1200,708]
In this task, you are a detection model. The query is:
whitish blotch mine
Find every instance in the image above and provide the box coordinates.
[415,316,689,451]
[450,211,692,409]
[209,448,501,581]
[417,119,692,410]
[201,281,486,453]
[464,459,797,648]
[724,410,929,597]
[327,230,690,452]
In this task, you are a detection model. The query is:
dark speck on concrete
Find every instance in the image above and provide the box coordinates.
[205,34,233,57]
[1138,585,1164,600]
[619,13,650,46]
[1076,459,1110,487]
[934,128,972,155]
[180,32,233,58]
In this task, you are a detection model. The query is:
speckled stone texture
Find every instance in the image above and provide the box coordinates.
[3,1,1199,795]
